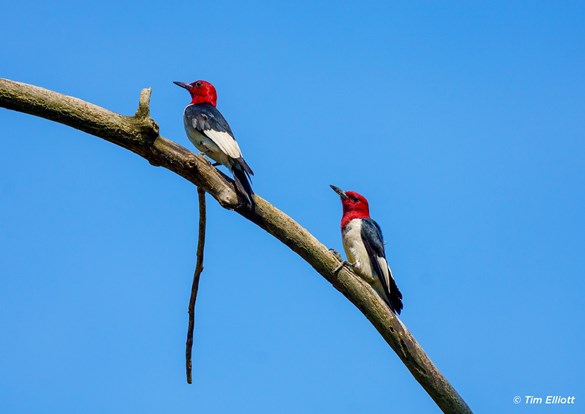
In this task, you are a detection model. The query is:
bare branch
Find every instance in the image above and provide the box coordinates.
[0,78,472,414]
[186,187,207,384]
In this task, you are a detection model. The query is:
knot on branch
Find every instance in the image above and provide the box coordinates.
[185,154,201,170]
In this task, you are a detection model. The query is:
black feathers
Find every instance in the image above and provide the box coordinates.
[232,158,255,207]
[185,103,235,136]
[361,218,403,314]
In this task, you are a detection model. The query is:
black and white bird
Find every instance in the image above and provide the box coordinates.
[331,185,403,314]
[174,80,254,207]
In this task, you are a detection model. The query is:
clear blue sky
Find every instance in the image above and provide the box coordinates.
[1,1,583,413]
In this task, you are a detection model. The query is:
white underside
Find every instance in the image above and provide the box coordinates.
[342,219,392,302]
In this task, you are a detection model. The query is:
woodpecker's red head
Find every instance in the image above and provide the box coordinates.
[173,80,218,106]
[330,185,371,228]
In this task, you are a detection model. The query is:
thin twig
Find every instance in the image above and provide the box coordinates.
[186,187,206,384]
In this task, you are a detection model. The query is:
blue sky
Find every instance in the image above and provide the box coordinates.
[1,1,584,413]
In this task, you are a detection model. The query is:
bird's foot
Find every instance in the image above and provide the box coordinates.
[197,151,220,167]
[333,259,357,275]
[333,261,348,275]
[328,248,343,261]
[329,249,356,275]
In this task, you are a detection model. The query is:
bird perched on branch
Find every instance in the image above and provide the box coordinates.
[330,185,403,314]
[174,80,254,207]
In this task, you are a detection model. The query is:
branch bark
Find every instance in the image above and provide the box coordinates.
[0,78,472,414]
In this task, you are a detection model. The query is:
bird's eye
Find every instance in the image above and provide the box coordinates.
[352,196,359,202]
[195,81,202,88]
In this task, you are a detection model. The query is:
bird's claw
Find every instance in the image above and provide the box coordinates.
[328,248,343,261]
[330,248,352,275]
[197,151,220,166]
[333,260,350,275]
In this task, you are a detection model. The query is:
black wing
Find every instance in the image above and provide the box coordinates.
[361,218,403,314]
[185,102,234,136]
[186,103,253,176]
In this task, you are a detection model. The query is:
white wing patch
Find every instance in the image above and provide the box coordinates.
[376,256,392,296]
[202,128,243,159]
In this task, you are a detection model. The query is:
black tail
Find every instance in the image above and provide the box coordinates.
[388,277,403,315]
[232,157,254,208]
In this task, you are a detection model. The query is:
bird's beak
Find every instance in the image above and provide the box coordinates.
[330,184,348,199]
[173,81,190,90]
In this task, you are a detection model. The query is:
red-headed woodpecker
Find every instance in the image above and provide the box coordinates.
[174,80,254,207]
[331,185,403,314]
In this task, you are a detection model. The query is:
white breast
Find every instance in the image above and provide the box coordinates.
[342,219,375,284]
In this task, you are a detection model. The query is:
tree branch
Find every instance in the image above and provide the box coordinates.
[0,78,472,414]
[186,187,207,384]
